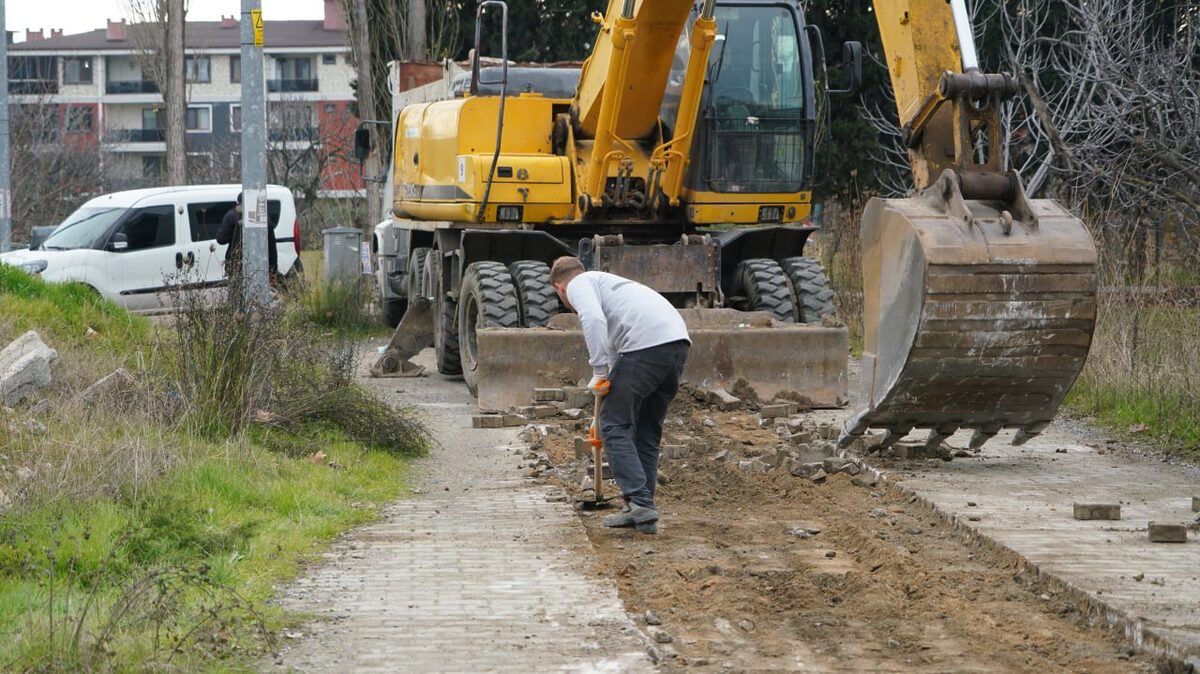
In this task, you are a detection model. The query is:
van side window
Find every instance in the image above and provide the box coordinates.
[188,201,236,241]
[112,205,176,251]
[187,198,281,242]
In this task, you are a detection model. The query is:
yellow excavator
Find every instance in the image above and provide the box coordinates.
[360,0,1096,448]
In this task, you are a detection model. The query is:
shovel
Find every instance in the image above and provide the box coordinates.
[578,392,615,511]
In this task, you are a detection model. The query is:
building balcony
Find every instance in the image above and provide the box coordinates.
[267,78,319,93]
[9,81,58,95]
[105,80,160,95]
[268,127,318,143]
[108,129,166,142]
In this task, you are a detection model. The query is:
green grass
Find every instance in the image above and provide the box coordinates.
[0,436,409,671]
[0,264,150,362]
[1067,305,1200,453]
[0,266,422,671]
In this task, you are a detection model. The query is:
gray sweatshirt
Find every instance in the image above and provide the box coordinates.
[565,271,690,377]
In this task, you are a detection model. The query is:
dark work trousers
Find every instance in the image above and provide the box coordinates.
[599,339,690,510]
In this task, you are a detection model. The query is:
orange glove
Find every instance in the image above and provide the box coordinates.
[588,375,611,396]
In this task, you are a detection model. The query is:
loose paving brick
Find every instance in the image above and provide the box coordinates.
[1148,522,1188,543]
[472,414,504,429]
[270,350,651,673]
[533,387,566,402]
[1073,503,1122,520]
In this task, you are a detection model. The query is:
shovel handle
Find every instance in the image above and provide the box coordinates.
[591,393,604,502]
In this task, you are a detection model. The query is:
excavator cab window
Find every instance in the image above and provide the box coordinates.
[704,5,812,193]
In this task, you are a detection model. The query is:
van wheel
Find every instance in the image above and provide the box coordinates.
[458,262,521,395]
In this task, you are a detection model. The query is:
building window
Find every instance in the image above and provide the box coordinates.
[185,56,211,83]
[323,103,337,114]
[186,105,212,132]
[230,55,241,83]
[63,57,93,84]
[142,107,164,130]
[66,106,94,132]
[322,54,336,65]
[230,104,242,132]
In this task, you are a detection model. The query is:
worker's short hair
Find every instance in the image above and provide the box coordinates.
[549,256,586,285]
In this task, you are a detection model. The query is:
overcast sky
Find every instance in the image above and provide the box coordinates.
[6,0,327,41]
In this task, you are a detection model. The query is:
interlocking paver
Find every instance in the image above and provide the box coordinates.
[269,351,653,672]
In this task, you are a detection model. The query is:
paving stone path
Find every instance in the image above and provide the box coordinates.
[269,351,653,673]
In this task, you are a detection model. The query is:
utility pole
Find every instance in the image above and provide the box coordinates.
[0,0,11,253]
[408,0,427,61]
[240,0,269,305]
[165,0,187,185]
[350,0,381,231]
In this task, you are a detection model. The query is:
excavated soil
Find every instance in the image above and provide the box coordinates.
[537,400,1157,673]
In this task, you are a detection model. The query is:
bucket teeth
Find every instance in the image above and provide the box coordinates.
[1011,421,1050,447]
[968,428,997,449]
[877,427,911,450]
[837,415,870,449]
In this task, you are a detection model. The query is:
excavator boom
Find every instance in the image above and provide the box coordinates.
[840,0,1098,450]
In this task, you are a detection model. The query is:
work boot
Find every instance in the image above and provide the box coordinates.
[603,504,658,528]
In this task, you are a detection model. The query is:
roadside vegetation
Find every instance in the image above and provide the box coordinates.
[0,263,429,671]
[1067,250,1200,453]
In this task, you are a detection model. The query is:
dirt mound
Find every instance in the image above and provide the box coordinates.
[538,406,1153,672]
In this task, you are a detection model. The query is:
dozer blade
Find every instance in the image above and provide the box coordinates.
[474,309,849,412]
[370,297,434,378]
[841,174,1097,449]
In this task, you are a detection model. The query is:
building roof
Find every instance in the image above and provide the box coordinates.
[10,20,347,53]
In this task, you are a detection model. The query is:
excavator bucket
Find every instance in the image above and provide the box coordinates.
[474,309,849,413]
[841,173,1097,450]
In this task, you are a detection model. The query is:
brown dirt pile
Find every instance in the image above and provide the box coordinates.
[539,405,1154,672]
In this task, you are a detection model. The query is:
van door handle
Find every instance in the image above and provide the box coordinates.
[175,252,184,269]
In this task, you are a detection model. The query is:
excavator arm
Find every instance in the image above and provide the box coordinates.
[571,0,717,212]
[839,0,1099,451]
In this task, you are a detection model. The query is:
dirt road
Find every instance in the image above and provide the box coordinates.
[540,400,1160,672]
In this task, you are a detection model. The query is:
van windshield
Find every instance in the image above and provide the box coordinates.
[41,207,126,250]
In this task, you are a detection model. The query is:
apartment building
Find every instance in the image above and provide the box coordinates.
[7,0,362,197]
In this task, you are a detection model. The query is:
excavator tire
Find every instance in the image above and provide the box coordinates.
[734,259,796,323]
[781,256,836,324]
[430,253,462,376]
[408,247,431,301]
[458,262,521,394]
[509,260,561,328]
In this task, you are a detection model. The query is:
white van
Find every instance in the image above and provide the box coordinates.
[0,184,301,312]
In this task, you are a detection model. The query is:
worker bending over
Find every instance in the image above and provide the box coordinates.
[550,257,691,535]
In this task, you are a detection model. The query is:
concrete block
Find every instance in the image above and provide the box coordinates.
[759,404,790,419]
[1073,503,1121,521]
[473,414,504,429]
[503,414,528,427]
[1148,522,1187,543]
[518,405,558,419]
[700,386,740,411]
[562,387,594,409]
[661,444,687,460]
[534,388,565,402]
[1,353,53,407]
[574,437,592,460]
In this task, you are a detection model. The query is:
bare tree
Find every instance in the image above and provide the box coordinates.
[123,0,188,185]
[8,99,108,239]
